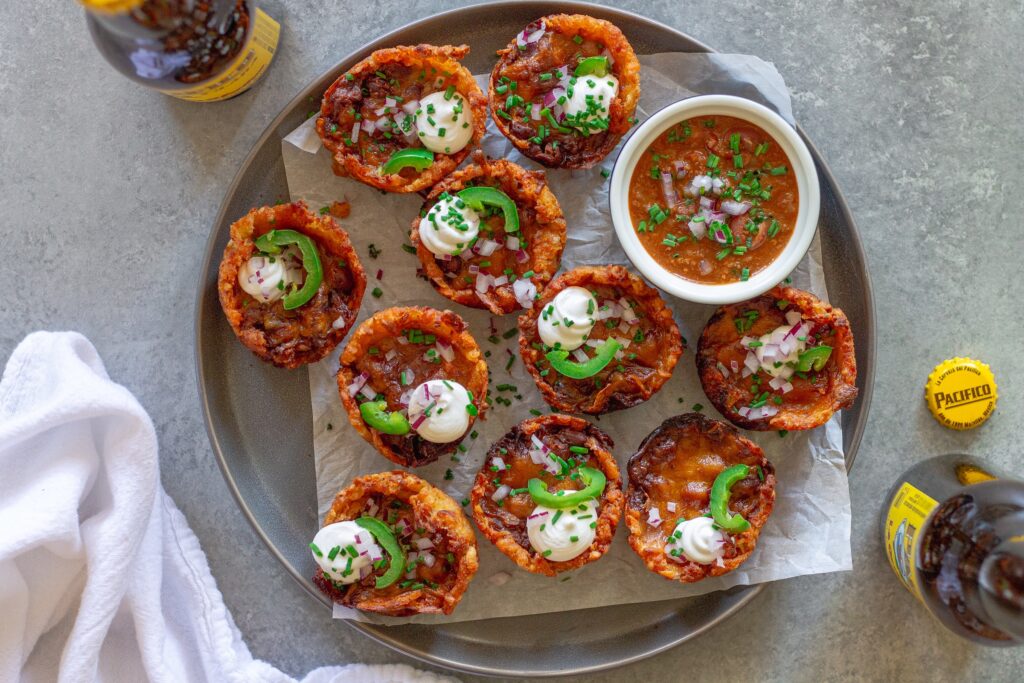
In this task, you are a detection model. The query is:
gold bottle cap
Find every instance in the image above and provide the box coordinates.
[924,358,997,430]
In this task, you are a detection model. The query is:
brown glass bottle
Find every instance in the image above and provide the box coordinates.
[81,0,279,102]
[883,454,1024,645]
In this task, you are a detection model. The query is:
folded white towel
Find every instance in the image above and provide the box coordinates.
[0,332,455,683]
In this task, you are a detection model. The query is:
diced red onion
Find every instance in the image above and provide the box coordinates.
[572,348,589,363]
[515,248,530,263]
[358,384,378,402]
[647,507,663,528]
[660,172,679,209]
[529,435,548,465]
[398,120,418,144]
[360,118,375,133]
[491,456,507,471]
[698,259,713,276]
[673,160,688,178]
[492,274,509,287]
[781,381,794,394]
[515,19,545,48]
[757,343,780,363]
[744,351,760,373]
[688,220,708,240]
[374,117,391,132]
[410,413,427,429]
[384,97,396,108]
[350,121,361,143]
[492,484,511,502]
[435,340,455,363]
[769,375,787,391]
[474,239,501,257]
[398,388,413,406]
[506,236,520,251]
[614,336,631,349]
[528,510,549,520]
[512,278,536,309]
[721,200,751,216]
[421,552,436,568]
[347,372,369,396]
[737,406,752,418]
[413,537,434,550]
[618,297,639,324]
[542,456,561,476]
[359,564,372,579]
[717,361,730,377]
[475,272,492,293]
[332,315,349,330]
[384,349,398,362]
[402,99,419,115]
[436,253,452,262]
[666,502,678,513]
[467,264,480,274]
[785,310,803,326]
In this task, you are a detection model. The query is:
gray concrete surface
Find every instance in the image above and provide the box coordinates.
[2,0,1022,681]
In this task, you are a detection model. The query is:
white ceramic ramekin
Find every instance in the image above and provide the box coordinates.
[609,95,820,305]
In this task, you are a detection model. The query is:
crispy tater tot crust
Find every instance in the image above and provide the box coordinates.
[696,286,858,431]
[625,413,776,583]
[489,14,640,168]
[337,307,489,467]
[218,201,366,368]
[313,471,478,615]
[470,414,623,575]
[412,153,566,314]
[518,266,683,414]
[317,44,486,193]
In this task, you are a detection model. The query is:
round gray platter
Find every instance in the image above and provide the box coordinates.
[194,1,876,677]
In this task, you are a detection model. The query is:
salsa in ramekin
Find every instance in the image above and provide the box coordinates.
[627,114,798,285]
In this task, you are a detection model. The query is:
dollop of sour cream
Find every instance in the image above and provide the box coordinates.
[665,516,726,565]
[562,74,619,134]
[238,245,304,303]
[418,193,481,256]
[311,520,379,584]
[416,91,473,154]
[538,286,597,351]
[407,379,473,443]
[527,494,598,562]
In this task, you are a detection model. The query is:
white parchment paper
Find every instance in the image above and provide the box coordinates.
[281,53,852,625]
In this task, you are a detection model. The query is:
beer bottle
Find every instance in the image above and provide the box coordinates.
[80,0,280,102]
[882,453,1024,645]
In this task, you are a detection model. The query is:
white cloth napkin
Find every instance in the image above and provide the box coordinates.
[0,332,455,683]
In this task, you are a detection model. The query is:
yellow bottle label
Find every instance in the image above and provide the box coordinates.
[884,482,938,602]
[79,0,144,12]
[159,8,280,102]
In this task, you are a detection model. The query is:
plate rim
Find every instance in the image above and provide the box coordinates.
[194,0,876,676]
